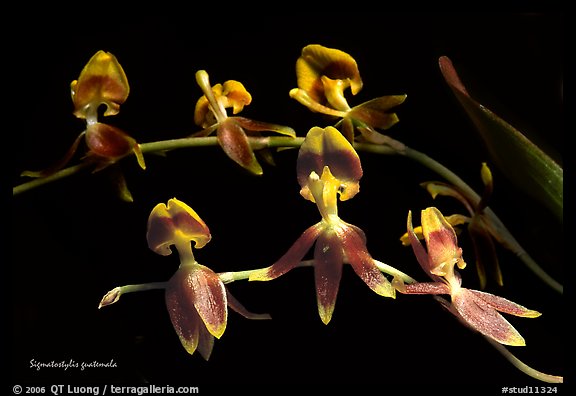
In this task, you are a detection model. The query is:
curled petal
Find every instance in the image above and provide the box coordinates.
[147,198,211,256]
[217,119,263,175]
[297,126,362,202]
[85,123,145,170]
[420,181,472,212]
[71,50,129,119]
[321,76,351,111]
[314,229,345,324]
[338,223,395,298]
[296,44,363,104]
[221,80,252,114]
[249,223,323,281]
[400,213,470,246]
[289,88,348,118]
[452,288,534,346]
[421,207,466,276]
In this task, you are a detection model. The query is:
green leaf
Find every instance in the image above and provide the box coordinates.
[439,56,563,222]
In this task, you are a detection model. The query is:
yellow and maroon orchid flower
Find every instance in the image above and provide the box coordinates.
[396,207,541,346]
[250,126,395,324]
[100,198,270,360]
[193,70,295,175]
[289,44,406,144]
[400,162,503,289]
[22,50,145,184]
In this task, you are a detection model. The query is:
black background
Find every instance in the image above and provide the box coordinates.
[11,13,566,390]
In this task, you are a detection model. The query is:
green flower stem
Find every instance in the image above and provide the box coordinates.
[13,135,562,294]
[119,282,168,293]
[98,281,168,309]
[12,137,303,196]
[219,259,416,284]
[431,296,562,383]
[218,260,314,284]
[13,162,93,196]
[485,329,563,383]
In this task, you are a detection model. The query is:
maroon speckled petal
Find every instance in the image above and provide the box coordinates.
[249,223,323,281]
[339,223,395,298]
[313,230,345,324]
[452,288,528,346]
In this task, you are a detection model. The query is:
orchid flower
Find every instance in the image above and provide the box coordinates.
[22,50,145,180]
[192,70,295,175]
[395,206,541,346]
[289,44,406,144]
[249,126,397,324]
[400,162,503,289]
[99,198,270,360]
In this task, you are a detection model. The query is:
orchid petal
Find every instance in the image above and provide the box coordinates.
[289,88,349,117]
[401,281,451,295]
[233,117,296,137]
[314,229,345,324]
[321,76,352,111]
[421,207,466,276]
[147,198,211,256]
[297,126,362,202]
[71,50,129,120]
[226,289,272,320]
[452,288,528,346]
[85,123,145,170]
[221,80,252,114]
[468,290,541,318]
[249,223,323,281]
[348,95,407,130]
[188,264,228,339]
[339,223,395,298]
[217,119,263,175]
[406,210,433,276]
[400,214,470,246]
[296,44,363,104]
[165,274,201,355]
[21,131,86,178]
[421,181,474,215]
[196,323,215,361]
